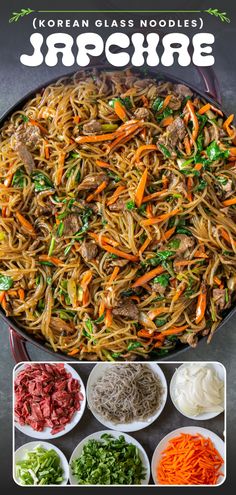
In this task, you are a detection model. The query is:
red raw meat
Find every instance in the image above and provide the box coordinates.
[14,364,84,435]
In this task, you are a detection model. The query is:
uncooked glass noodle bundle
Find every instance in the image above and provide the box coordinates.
[90,364,164,423]
[0,69,236,360]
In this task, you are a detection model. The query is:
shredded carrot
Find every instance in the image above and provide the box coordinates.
[187,176,193,202]
[55,152,65,186]
[107,124,142,152]
[140,128,147,141]
[153,341,164,348]
[222,196,236,207]
[194,250,209,258]
[157,433,224,485]
[114,100,128,122]
[133,144,157,163]
[221,228,236,247]
[76,120,142,144]
[38,255,62,266]
[86,180,107,202]
[229,147,236,157]
[139,237,151,256]
[198,103,211,115]
[108,266,120,284]
[106,185,125,206]
[68,348,80,356]
[186,100,199,142]
[146,204,153,218]
[7,289,18,297]
[82,287,90,305]
[172,285,186,302]
[130,295,140,303]
[1,294,7,311]
[137,329,153,338]
[156,324,189,339]
[183,135,191,156]
[162,94,172,110]
[223,113,234,136]
[194,162,203,171]
[161,226,176,241]
[95,159,112,169]
[213,276,222,286]
[0,291,6,304]
[16,212,36,235]
[80,270,93,290]
[196,283,207,324]
[135,168,148,207]
[162,175,169,189]
[161,115,174,127]
[105,308,113,327]
[147,306,169,320]
[132,266,165,288]
[18,288,25,301]
[101,243,139,262]
[29,118,48,134]
[44,141,50,160]
[141,208,180,226]
[73,115,81,124]
[1,206,7,218]
[142,189,168,203]
[99,301,105,317]
[174,259,203,267]
[89,232,119,247]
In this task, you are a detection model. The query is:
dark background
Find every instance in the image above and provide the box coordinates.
[0,0,235,493]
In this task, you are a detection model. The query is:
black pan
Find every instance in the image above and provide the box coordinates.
[1,65,235,362]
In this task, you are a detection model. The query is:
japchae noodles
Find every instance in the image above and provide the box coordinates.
[0,69,236,360]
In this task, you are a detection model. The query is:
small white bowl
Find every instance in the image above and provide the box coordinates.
[86,363,167,432]
[170,362,225,420]
[14,363,86,439]
[69,430,150,485]
[14,441,69,486]
[151,426,225,486]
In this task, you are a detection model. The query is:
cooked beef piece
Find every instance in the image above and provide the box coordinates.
[133,107,149,120]
[108,198,125,211]
[79,240,98,261]
[155,81,173,96]
[83,120,102,134]
[15,144,35,174]
[203,125,220,147]
[173,234,195,255]
[168,173,186,194]
[173,84,193,99]
[179,332,198,347]
[113,259,129,268]
[13,124,41,149]
[168,95,182,111]
[213,288,231,311]
[77,173,108,192]
[112,300,139,320]
[50,317,75,334]
[166,116,186,146]
[63,213,81,236]
[151,282,167,295]
[134,78,154,89]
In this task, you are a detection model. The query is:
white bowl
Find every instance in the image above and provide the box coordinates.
[86,363,167,432]
[170,362,225,420]
[69,430,150,485]
[14,363,86,439]
[14,440,69,486]
[151,426,225,486]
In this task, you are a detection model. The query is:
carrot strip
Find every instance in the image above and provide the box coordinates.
[73,115,81,124]
[221,228,236,247]
[88,232,119,247]
[134,144,157,163]
[7,289,18,297]
[187,176,193,202]
[194,163,203,171]
[172,285,186,302]
[161,115,174,127]
[174,259,203,267]
[101,243,139,262]
[80,270,93,290]
[29,118,48,134]
[213,276,222,286]
[76,120,141,144]
[156,324,189,338]
[108,266,120,284]
[1,294,7,311]
[1,206,7,218]
[137,329,153,338]
[114,100,128,122]
[223,114,234,137]
[38,255,62,266]
[222,197,236,207]
[141,208,180,226]
[148,306,169,320]
[161,226,176,241]
[0,291,6,304]
[162,94,172,110]
[86,181,107,202]
[184,135,191,156]
[142,189,168,203]
[44,141,50,160]
[135,168,148,207]
[139,237,151,256]
[68,348,80,356]
[16,212,36,235]
[99,300,105,317]
[132,266,165,288]
[146,204,153,218]
[186,100,199,142]
[105,308,113,327]
[198,103,211,115]
[55,152,65,186]
[95,159,112,169]
[153,341,164,348]
[196,283,207,324]
[106,185,125,206]
[18,288,25,301]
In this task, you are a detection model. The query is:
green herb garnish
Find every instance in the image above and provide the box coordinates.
[0,274,13,290]
[12,168,25,188]
[31,171,54,192]
[153,273,170,287]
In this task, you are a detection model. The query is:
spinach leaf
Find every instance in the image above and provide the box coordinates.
[206,141,230,161]
[12,168,25,188]
[127,341,143,351]
[31,171,54,192]
[109,97,132,110]
[155,317,168,327]
[126,200,135,210]
[158,143,171,158]
[168,238,181,249]
[153,274,170,287]
[0,274,13,290]
[176,227,192,236]
[152,97,163,112]
[194,179,207,191]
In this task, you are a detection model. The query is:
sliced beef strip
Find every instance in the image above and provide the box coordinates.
[82,120,102,134]
[133,78,154,89]
[13,124,41,149]
[79,240,98,261]
[173,84,193,99]
[173,234,195,255]
[50,317,75,334]
[133,107,149,120]
[168,95,182,111]
[165,116,186,146]
[15,144,35,174]
[77,173,108,192]
[168,173,186,194]
[112,299,139,320]
[213,288,231,311]
[108,198,125,212]
[63,213,81,236]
